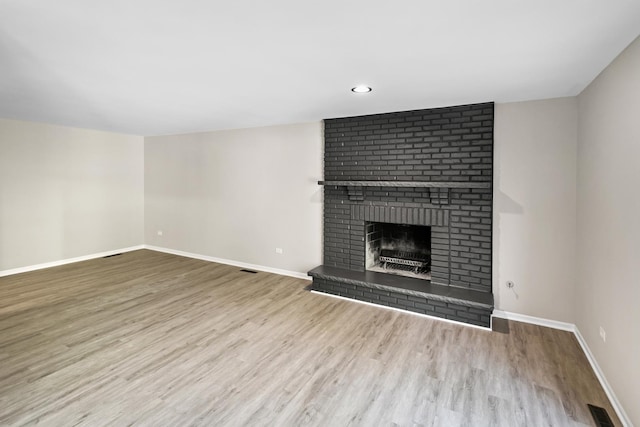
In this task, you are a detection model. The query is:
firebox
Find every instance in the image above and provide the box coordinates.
[365,222,431,280]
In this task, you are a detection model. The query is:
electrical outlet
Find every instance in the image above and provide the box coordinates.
[599,326,606,343]
[275,248,283,254]
[157,230,163,236]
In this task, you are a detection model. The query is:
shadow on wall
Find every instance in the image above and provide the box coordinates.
[496,190,524,215]
[493,190,524,310]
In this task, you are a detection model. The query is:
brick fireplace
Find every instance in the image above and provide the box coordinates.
[308,103,494,327]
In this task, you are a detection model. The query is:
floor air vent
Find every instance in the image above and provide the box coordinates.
[587,404,615,427]
[240,269,257,274]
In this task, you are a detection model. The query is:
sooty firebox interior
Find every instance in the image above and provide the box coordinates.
[366,222,431,280]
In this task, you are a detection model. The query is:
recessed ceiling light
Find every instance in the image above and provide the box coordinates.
[351,85,372,93]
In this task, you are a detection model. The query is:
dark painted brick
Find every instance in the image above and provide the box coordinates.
[311,277,492,327]
[321,102,493,315]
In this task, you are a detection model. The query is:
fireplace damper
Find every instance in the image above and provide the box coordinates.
[366,222,431,280]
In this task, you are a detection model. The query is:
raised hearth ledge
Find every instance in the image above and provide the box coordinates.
[318,180,490,189]
[308,265,493,310]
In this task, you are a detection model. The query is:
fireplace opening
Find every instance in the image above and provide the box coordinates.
[365,222,431,280]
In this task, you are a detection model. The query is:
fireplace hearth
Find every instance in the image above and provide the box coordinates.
[308,103,494,327]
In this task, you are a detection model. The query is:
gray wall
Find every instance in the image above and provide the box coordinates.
[144,122,323,275]
[0,118,144,271]
[494,98,578,323]
[577,35,639,425]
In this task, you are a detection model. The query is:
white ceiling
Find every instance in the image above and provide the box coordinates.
[1,0,639,136]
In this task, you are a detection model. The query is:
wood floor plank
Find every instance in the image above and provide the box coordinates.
[0,250,620,426]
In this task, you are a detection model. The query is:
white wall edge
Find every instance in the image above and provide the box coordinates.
[492,310,631,426]
[144,245,311,281]
[312,290,491,331]
[573,327,632,427]
[492,309,574,331]
[0,245,146,277]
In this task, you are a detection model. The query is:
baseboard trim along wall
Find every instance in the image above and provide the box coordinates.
[143,245,310,281]
[492,310,631,427]
[0,245,146,277]
[491,309,575,332]
[572,327,632,427]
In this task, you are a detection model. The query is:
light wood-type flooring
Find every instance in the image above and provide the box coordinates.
[0,250,619,426]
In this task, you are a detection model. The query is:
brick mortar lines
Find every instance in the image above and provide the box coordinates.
[311,278,491,327]
[324,103,493,183]
[322,103,493,293]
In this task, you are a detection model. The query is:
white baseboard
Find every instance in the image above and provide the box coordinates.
[143,245,310,281]
[492,310,631,426]
[573,327,632,427]
[311,290,491,331]
[0,245,145,277]
[491,309,574,332]
[0,244,310,281]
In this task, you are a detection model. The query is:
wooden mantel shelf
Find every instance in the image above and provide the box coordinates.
[318,180,490,189]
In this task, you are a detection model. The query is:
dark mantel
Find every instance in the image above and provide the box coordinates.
[318,180,490,189]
